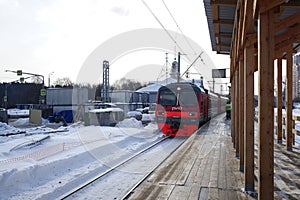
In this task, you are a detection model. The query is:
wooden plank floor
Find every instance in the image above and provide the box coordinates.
[129,114,253,199]
[273,142,300,199]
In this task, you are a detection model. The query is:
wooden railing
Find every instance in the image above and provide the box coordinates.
[275,114,300,145]
[281,114,300,137]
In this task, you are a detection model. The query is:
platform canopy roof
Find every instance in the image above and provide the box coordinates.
[204,0,300,56]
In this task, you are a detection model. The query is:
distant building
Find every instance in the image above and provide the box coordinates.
[293,53,300,99]
[0,83,43,108]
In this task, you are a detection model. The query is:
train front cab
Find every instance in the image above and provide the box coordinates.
[155,83,206,137]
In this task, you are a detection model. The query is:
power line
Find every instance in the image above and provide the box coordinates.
[141,0,191,62]
[181,51,204,78]
[161,0,197,55]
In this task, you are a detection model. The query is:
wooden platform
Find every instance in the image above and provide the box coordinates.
[129,114,253,199]
[129,113,300,199]
[268,137,300,199]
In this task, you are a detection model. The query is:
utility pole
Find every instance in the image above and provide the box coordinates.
[165,52,168,84]
[177,52,181,83]
[48,72,54,87]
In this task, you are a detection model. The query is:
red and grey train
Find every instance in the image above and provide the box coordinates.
[155,82,228,137]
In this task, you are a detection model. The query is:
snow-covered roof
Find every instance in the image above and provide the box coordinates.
[136,83,162,93]
[136,77,183,93]
[152,77,179,85]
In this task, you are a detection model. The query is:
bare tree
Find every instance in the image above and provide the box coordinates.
[112,78,147,91]
[53,77,73,87]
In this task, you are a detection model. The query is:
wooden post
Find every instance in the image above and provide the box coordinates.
[233,70,237,147]
[277,58,283,143]
[258,8,274,200]
[239,58,245,171]
[286,50,293,151]
[235,70,240,157]
[244,40,255,191]
[231,75,236,146]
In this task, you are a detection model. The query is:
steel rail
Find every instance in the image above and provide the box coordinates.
[120,137,188,200]
[59,136,169,200]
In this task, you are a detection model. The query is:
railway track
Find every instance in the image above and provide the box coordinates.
[57,135,187,199]
[120,136,187,200]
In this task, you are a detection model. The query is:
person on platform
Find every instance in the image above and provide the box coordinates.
[226,101,231,120]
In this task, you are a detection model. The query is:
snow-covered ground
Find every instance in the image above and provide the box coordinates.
[255,107,300,148]
[0,117,161,199]
[2,108,300,199]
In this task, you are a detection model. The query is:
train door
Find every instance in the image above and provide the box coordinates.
[199,94,204,123]
[204,95,208,121]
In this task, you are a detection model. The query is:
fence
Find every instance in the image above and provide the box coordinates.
[275,114,300,145]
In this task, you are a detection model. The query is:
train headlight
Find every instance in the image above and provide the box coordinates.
[188,112,196,116]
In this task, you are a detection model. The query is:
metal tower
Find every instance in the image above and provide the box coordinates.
[102,60,110,102]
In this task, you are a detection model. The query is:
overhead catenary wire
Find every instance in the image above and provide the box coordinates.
[181,51,204,78]
[142,0,206,80]
[141,0,191,62]
[161,0,197,56]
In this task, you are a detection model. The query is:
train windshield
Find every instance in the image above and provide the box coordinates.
[158,89,198,106]
[179,91,198,106]
[158,90,177,106]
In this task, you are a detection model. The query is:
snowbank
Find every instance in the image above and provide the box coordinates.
[0,118,160,199]
[126,111,142,118]
[142,114,155,122]
[116,118,144,128]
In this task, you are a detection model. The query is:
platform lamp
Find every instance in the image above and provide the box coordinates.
[48,72,54,87]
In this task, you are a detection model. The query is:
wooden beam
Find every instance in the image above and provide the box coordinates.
[242,0,256,47]
[231,71,234,141]
[253,0,258,18]
[275,23,300,45]
[239,56,245,172]
[245,33,257,46]
[243,0,256,191]
[231,70,235,144]
[235,69,240,157]
[213,19,235,25]
[240,0,246,52]
[277,58,283,143]
[231,1,241,74]
[217,43,232,48]
[275,11,300,33]
[281,1,300,7]
[275,33,300,57]
[230,78,235,143]
[210,0,237,6]
[258,7,275,200]
[259,0,287,13]
[237,5,243,63]
[244,38,255,192]
[212,3,220,53]
[215,33,232,38]
[286,49,293,151]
